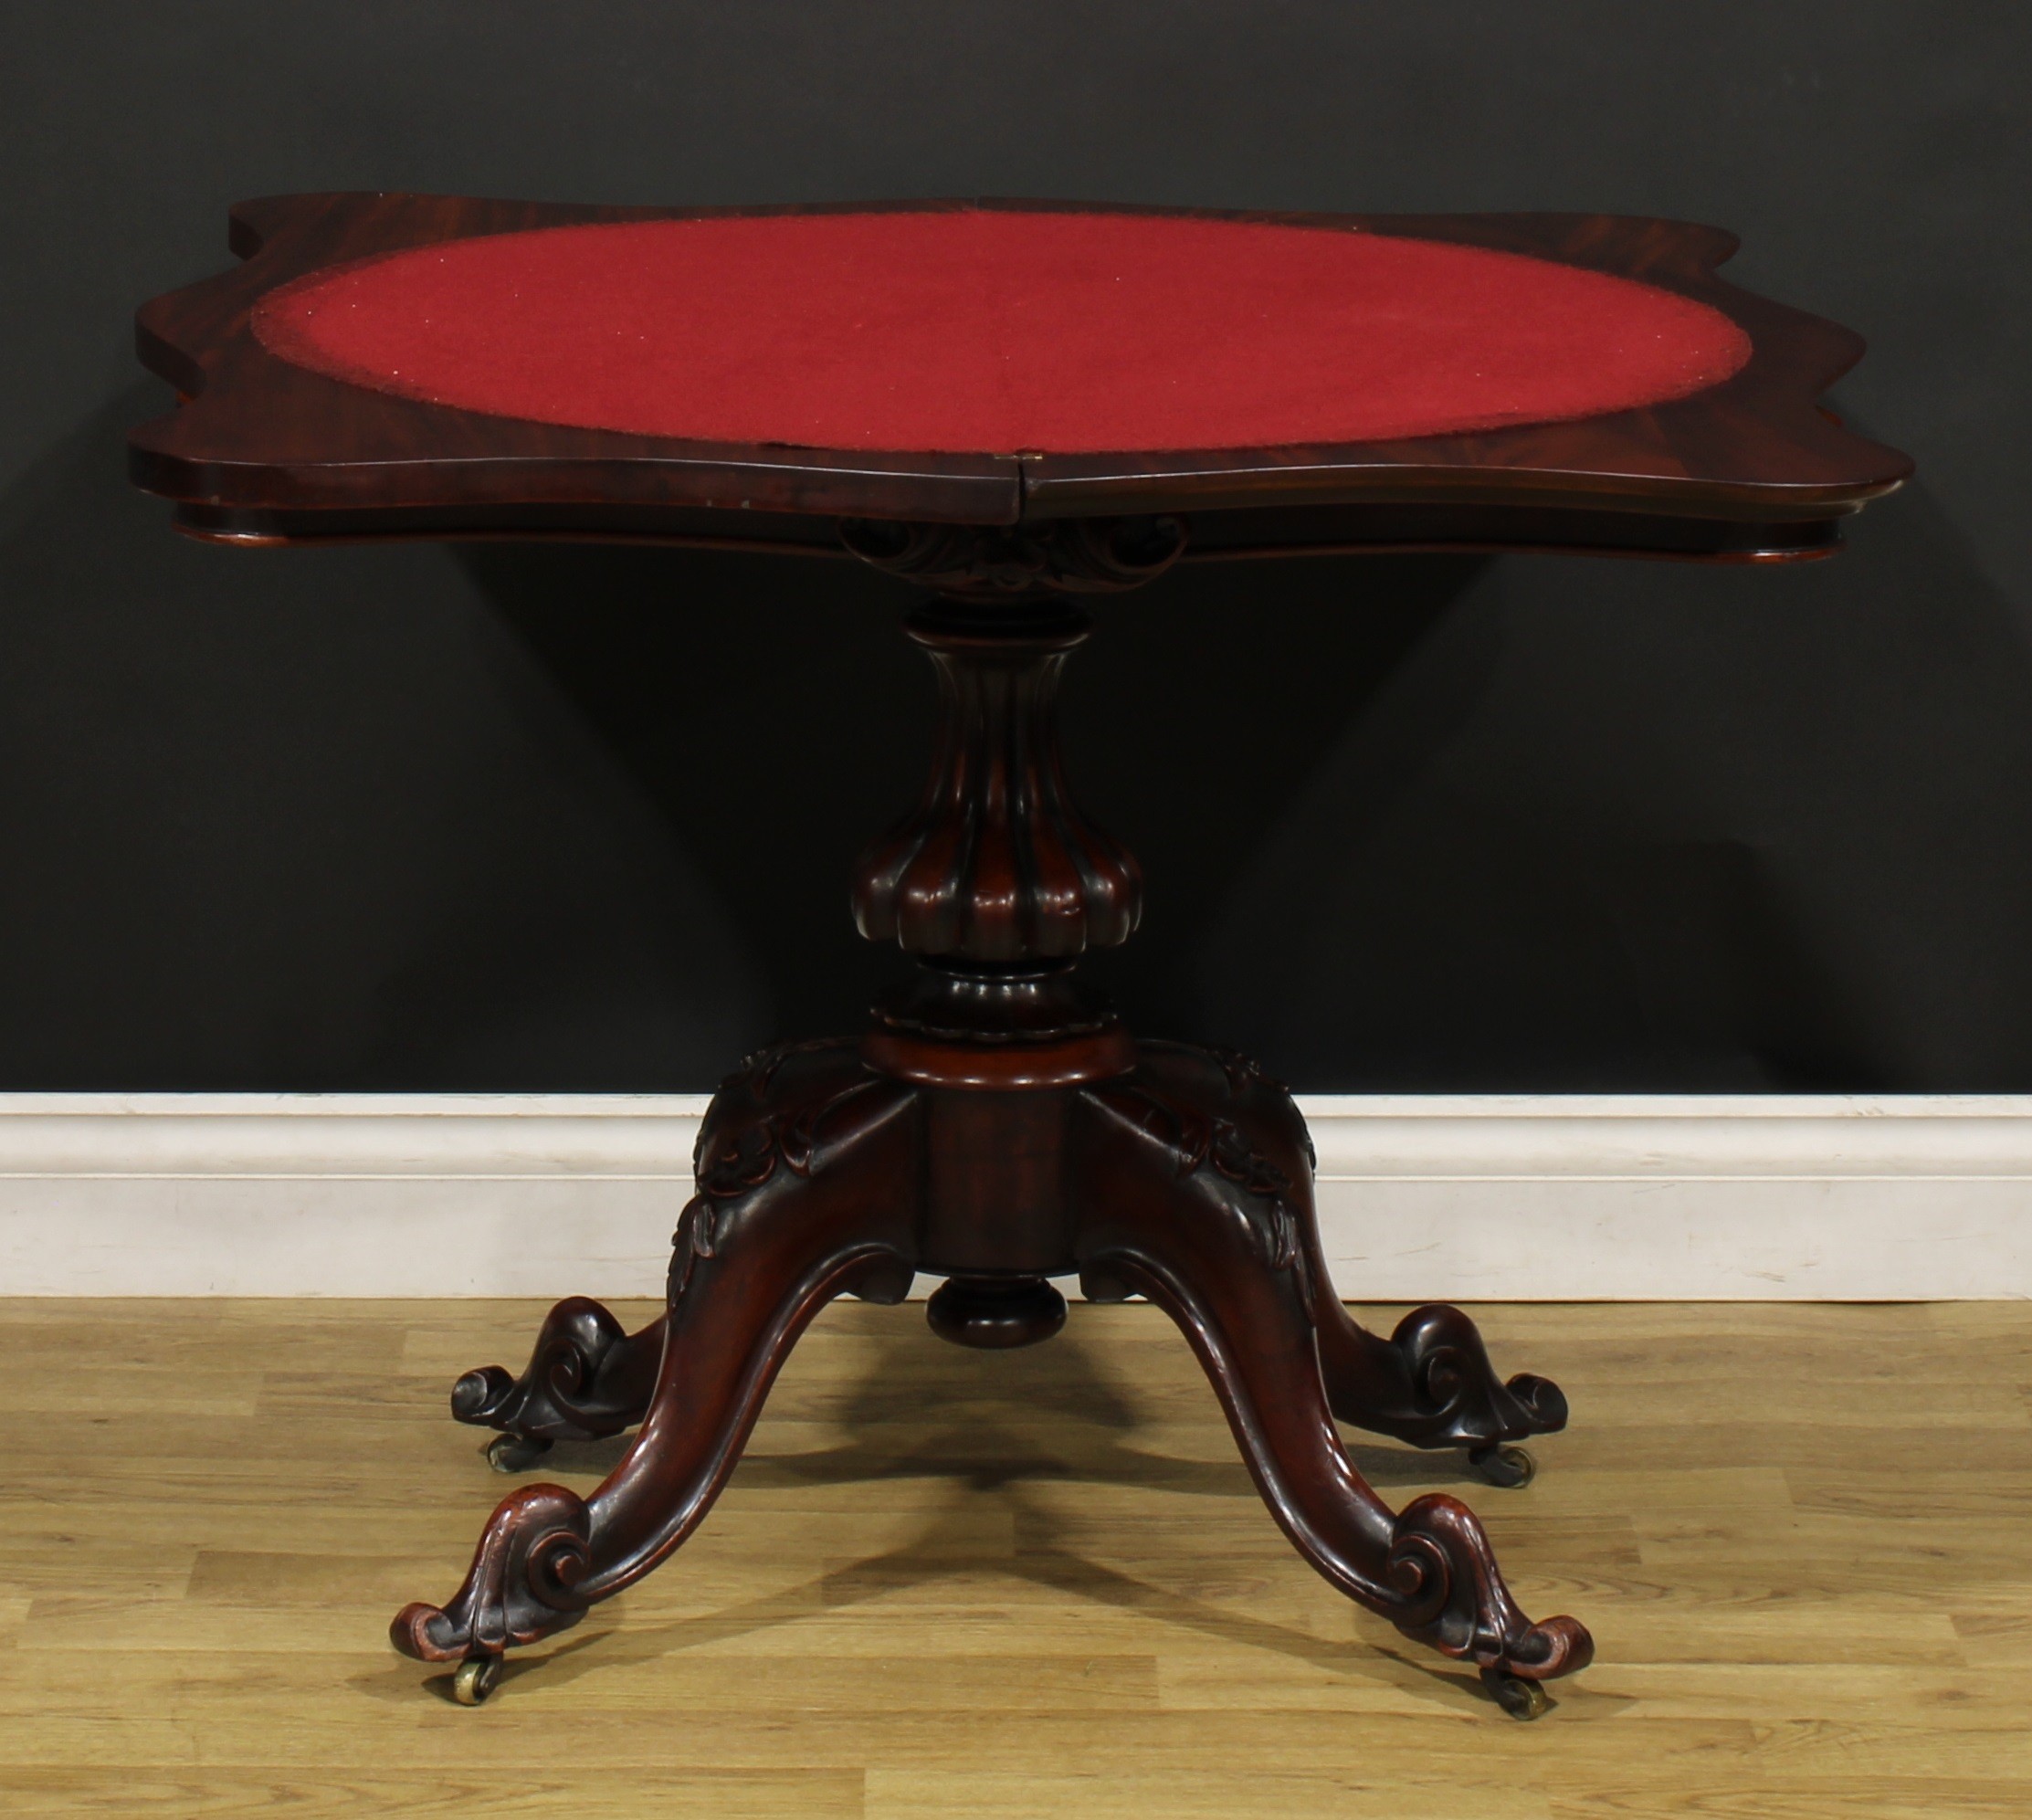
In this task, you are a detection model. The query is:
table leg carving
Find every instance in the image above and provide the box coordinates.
[393,1040,921,1698]
[1116,1045,1569,1472]
[450,1299,667,1471]
[1074,1046,1593,1714]
[1153,1045,1571,1484]
[393,586,1591,1712]
[1311,1297,1569,1486]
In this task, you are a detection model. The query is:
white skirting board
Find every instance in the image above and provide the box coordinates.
[0,1092,2027,1299]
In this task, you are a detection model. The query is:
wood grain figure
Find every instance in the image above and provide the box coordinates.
[126,195,1912,1717]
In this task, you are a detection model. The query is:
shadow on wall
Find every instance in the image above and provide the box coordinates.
[0,384,769,1089]
[1202,480,2032,1090]
[458,538,1477,1059]
[1,383,2029,1090]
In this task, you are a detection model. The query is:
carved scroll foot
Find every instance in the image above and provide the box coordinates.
[1312,1299,1570,1464]
[450,1297,666,1468]
[395,1039,921,1691]
[394,1482,594,1667]
[1386,1494,1594,1687]
[1073,1046,1592,1709]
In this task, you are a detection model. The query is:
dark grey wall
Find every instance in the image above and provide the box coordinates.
[2,3,2027,1090]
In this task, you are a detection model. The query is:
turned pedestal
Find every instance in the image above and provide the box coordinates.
[398,524,1588,1718]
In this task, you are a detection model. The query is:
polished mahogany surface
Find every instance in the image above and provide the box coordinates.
[129,195,1906,1719]
[131,194,1909,561]
[247,209,1752,455]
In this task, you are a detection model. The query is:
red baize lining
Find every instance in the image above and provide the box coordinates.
[251,209,1753,456]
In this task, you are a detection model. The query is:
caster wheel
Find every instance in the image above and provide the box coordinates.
[1469,1443,1536,1489]
[451,1655,503,1707]
[485,1435,553,1474]
[1481,1667,1549,1720]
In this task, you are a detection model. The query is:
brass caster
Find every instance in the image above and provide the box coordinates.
[1469,1443,1536,1489]
[451,1654,503,1707]
[485,1435,553,1474]
[1481,1667,1549,1720]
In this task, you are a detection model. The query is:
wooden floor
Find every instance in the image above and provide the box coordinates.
[0,1299,2027,1815]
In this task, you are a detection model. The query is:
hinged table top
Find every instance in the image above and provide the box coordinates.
[130,195,1910,563]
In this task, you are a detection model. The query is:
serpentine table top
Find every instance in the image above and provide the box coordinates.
[130,194,1909,568]
[126,194,1911,1720]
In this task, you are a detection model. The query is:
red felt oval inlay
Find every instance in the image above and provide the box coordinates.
[251,209,1752,456]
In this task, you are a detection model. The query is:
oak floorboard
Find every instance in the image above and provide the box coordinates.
[0,1298,2027,1815]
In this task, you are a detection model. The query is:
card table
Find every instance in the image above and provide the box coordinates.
[131,195,1909,1716]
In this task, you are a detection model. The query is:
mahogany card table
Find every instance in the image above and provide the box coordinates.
[131,195,1909,1717]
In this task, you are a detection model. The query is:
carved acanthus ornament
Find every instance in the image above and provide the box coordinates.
[671,1041,911,1302]
[1084,1071,1304,1277]
[839,513,1185,597]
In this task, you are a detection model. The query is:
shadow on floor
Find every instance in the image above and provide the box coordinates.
[512,1302,1490,1496]
[385,1299,1602,1717]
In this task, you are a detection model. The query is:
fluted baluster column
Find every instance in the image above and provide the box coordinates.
[852,599,1140,965]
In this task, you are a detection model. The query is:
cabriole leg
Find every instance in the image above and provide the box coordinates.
[1152,1041,1570,1486]
[393,1040,921,1698]
[1073,1045,1592,1715]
